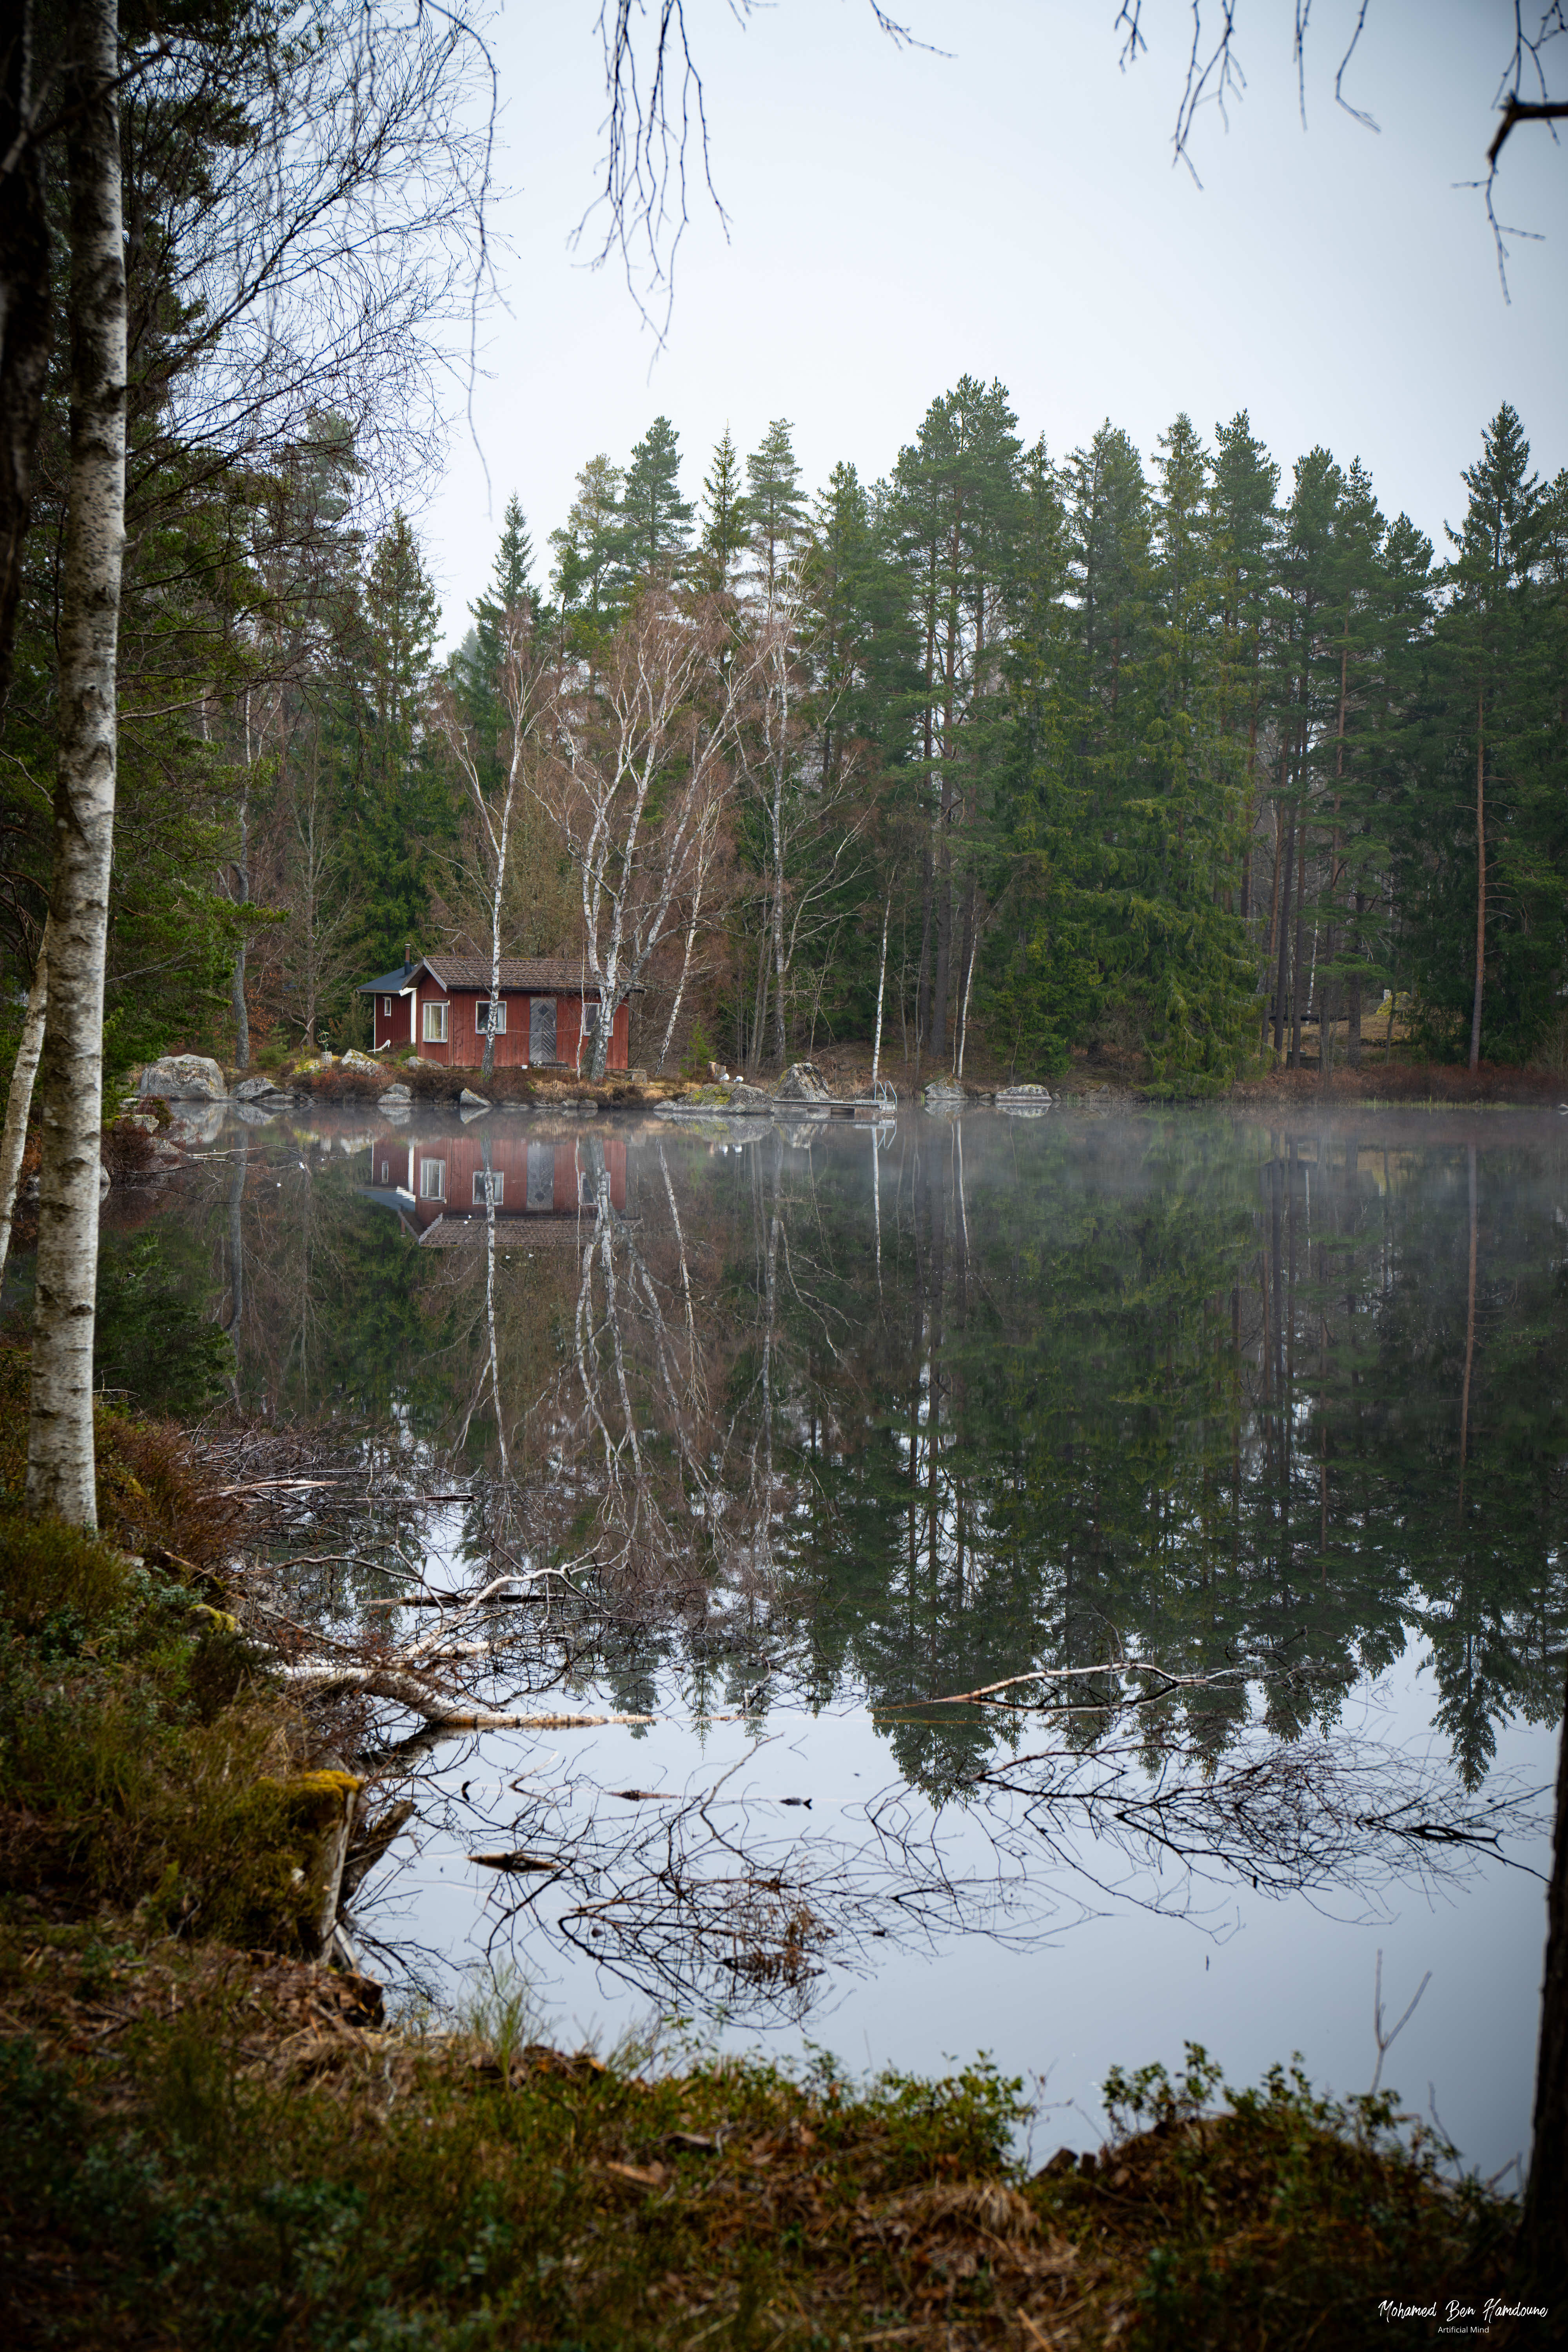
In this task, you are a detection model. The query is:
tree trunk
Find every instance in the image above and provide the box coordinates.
[0,918,49,1289]
[230,776,248,1073]
[931,827,953,1060]
[25,0,126,1530]
[914,838,933,1071]
[771,871,787,1069]
[1290,807,1309,1068]
[1348,891,1365,1067]
[1469,691,1486,1073]
[1272,802,1296,1062]
[0,0,52,710]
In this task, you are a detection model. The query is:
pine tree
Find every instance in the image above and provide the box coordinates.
[614,415,693,588]
[744,417,807,604]
[890,377,1024,1060]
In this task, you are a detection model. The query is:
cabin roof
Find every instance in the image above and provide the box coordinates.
[356,962,418,995]
[407,953,644,996]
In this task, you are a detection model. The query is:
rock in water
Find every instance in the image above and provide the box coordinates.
[235,1074,294,1106]
[774,1061,833,1104]
[139,1053,227,1102]
[459,1087,490,1113]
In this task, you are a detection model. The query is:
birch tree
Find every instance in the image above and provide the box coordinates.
[25,0,125,1526]
[541,586,747,1082]
[436,605,556,1080]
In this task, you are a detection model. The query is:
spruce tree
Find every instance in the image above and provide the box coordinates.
[1206,412,1279,924]
[341,510,448,975]
[698,425,748,591]
[1408,404,1564,1062]
[548,455,623,647]
[462,492,535,755]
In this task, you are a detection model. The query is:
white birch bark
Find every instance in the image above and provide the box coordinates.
[543,589,746,1082]
[655,797,719,1072]
[435,608,537,1081]
[26,0,125,1527]
[871,891,890,1091]
[0,917,49,1290]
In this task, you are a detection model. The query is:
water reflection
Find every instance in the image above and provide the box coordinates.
[108,1106,1563,2029]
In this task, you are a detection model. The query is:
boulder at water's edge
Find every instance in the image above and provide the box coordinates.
[139,1053,227,1102]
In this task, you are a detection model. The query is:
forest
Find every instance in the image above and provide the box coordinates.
[2,38,1566,1098]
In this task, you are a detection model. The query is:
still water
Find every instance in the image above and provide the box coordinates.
[77,1102,1567,2168]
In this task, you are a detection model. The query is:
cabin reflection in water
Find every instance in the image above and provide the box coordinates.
[361,1130,628,1245]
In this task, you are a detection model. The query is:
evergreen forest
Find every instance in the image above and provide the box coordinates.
[0,16,1563,1096]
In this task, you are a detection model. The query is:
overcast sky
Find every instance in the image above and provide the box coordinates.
[419,0,1567,644]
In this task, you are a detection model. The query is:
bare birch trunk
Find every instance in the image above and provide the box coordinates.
[0,918,49,1288]
[482,773,512,1083]
[26,0,125,1529]
[870,891,891,1091]
[656,826,712,1071]
[954,916,978,1081]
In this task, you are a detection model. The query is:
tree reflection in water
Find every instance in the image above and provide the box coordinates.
[184,1107,1563,2018]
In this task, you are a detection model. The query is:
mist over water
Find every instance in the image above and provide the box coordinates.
[83,1104,1565,2169]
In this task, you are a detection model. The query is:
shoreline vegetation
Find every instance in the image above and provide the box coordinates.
[148,1036,1568,1114]
[0,1350,1539,2347]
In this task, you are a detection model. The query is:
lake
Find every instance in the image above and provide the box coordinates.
[60,1098,1567,2172]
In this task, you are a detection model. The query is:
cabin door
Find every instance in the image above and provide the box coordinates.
[529,997,557,1065]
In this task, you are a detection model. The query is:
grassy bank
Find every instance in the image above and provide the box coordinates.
[0,1921,1521,2350]
[0,1372,1530,2347]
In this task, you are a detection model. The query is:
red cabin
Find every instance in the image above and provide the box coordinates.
[363,1130,629,1245]
[356,955,635,1072]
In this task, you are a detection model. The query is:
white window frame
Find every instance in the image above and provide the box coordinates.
[422,998,448,1043]
[476,997,507,1034]
[381,995,394,1017]
[474,1170,504,1206]
[418,1159,446,1202]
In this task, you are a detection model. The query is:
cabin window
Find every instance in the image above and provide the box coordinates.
[473,1170,504,1206]
[379,1160,389,1185]
[476,998,507,1034]
[419,1160,446,1202]
[582,1002,600,1038]
[422,1000,448,1043]
[381,995,394,1017]
[578,1169,595,1207]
